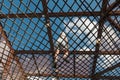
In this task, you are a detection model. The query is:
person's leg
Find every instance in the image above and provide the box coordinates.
[55,49,60,63]
[63,50,69,59]
[63,50,69,63]
[54,49,60,77]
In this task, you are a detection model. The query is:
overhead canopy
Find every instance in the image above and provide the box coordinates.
[0,0,120,80]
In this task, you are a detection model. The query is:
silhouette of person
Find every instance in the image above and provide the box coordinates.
[54,32,69,63]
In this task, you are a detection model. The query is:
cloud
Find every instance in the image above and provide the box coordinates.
[64,17,98,50]
[99,26,120,68]
[64,17,98,34]
[100,26,120,50]
[99,55,120,68]
[27,76,43,80]
[63,17,120,68]
[64,17,120,50]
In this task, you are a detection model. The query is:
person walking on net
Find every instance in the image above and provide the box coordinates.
[54,32,69,63]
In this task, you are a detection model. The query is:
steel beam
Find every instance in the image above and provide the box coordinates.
[94,62,120,76]
[42,0,54,51]
[91,0,108,79]
[107,17,120,32]
[0,11,120,19]
[97,76,120,79]
[14,50,120,55]
[0,24,26,79]
[42,0,57,78]
[91,0,120,79]
[26,72,120,79]
[26,73,90,79]
[106,0,120,13]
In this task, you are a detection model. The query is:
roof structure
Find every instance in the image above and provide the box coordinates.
[0,0,120,80]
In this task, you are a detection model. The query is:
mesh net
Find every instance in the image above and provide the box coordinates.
[0,0,120,80]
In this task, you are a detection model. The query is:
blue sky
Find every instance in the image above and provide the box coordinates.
[0,0,120,80]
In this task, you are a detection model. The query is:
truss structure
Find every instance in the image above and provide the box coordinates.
[0,0,120,80]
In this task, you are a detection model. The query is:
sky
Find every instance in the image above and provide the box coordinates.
[63,17,120,69]
[0,0,120,80]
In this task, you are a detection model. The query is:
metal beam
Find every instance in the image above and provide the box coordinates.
[97,0,120,23]
[0,59,27,80]
[105,0,120,32]
[91,0,120,79]
[94,62,120,76]
[0,13,43,19]
[97,76,120,79]
[0,0,119,19]
[0,11,120,19]
[14,50,120,55]
[42,0,54,51]
[91,0,108,79]
[26,73,120,79]
[107,17,120,32]
[49,11,120,17]
[109,11,120,15]
[41,0,58,78]
[106,0,120,13]
[26,73,90,78]
[0,59,13,79]
[91,1,120,77]
[0,24,26,79]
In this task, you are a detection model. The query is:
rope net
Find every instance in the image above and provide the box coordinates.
[0,0,120,80]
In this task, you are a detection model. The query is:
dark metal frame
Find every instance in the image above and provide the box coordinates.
[0,0,120,79]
